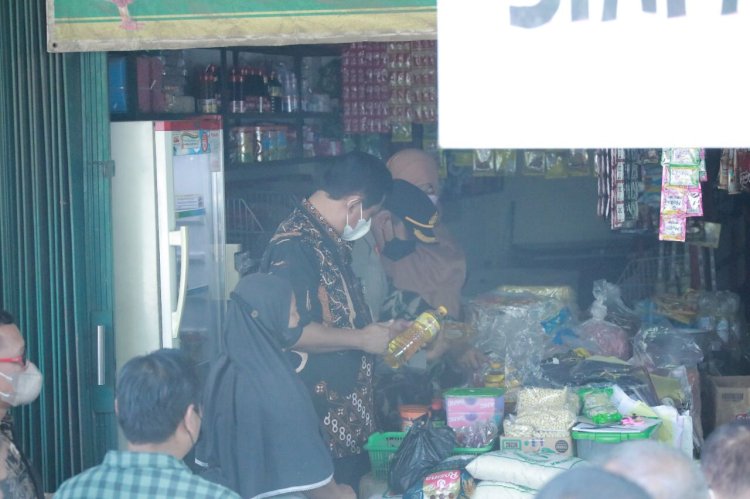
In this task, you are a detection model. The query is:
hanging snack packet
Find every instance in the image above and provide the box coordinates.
[668,165,700,187]
[686,187,703,217]
[568,149,591,176]
[495,150,517,174]
[660,186,687,215]
[737,149,750,192]
[524,150,546,175]
[473,149,495,175]
[699,149,708,182]
[545,150,568,178]
[718,149,732,190]
[669,148,701,166]
[659,214,687,242]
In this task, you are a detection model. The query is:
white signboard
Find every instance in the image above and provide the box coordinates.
[438,0,748,148]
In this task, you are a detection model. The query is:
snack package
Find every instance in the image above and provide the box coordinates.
[579,386,622,425]
[667,148,701,166]
[659,214,686,242]
[453,420,498,448]
[660,186,687,214]
[524,151,546,175]
[667,165,700,187]
[403,455,477,499]
[686,187,703,216]
[496,150,517,174]
[403,469,475,499]
[568,149,592,176]
[473,149,496,175]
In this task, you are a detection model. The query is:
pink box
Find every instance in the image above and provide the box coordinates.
[444,388,505,430]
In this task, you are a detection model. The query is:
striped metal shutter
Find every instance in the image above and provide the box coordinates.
[0,0,116,491]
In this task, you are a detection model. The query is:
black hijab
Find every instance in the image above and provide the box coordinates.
[195,273,334,498]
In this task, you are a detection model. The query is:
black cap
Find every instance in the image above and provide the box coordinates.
[385,180,438,243]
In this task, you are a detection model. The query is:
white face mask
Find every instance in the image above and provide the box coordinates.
[0,362,43,406]
[427,194,439,206]
[341,203,371,241]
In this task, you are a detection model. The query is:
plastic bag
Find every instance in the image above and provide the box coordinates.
[577,300,631,360]
[592,280,641,335]
[388,416,456,494]
[632,325,704,370]
[468,291,563,387]
[579,386,622,425]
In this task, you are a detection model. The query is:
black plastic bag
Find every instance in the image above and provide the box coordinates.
[388,416,456,494]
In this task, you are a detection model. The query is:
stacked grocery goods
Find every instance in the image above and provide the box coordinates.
[135,52,194,114]
[388,40,436,141]
[718,148,750,194]
[228,125,296,164]
[341,42,390,133]
[341,40,437,137]
[659,148,706,242]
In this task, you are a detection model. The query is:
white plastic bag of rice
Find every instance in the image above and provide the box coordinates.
[472,480,537,499]
[465,450,586,489]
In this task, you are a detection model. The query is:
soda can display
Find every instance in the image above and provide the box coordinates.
[230,127,254,164]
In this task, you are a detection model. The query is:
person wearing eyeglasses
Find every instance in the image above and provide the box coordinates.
[0,309,44,499]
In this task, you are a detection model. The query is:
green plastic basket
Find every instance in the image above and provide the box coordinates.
[571,420,661,461]
[364,431,495,480]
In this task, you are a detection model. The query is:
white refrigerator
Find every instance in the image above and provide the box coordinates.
[110,117,226,377]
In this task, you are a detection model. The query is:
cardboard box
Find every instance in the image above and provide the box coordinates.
[708,376,750,431]
[499,435,574,457]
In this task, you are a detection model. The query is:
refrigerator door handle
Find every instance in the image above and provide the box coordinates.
[168,226,189,340]
[96,324,106,386]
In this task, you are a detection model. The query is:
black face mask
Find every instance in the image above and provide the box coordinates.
[382,238,417,261]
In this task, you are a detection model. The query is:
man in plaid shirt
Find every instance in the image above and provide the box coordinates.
[55,349,239,498]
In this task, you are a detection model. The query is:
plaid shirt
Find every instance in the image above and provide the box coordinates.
[55,451,239,499]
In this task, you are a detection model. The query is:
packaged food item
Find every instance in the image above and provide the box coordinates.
[484,361,505,388]
[667,165,700,187]
[453,420,498,448]
[473,149,495,175]
[568,149,592,176]
[668,148,701,166]
[545,150,568,178]
[495,150,517,174]
[523,150,546,175]
[659,214,687,242]
[685,187,703,216]
[404,456,477,499]
[579,386,622,425]
[407,469,474,499]
[660,186,687,214]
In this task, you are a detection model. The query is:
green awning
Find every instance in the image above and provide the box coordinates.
[47,0,437,53]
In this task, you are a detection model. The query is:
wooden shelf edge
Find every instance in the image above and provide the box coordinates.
[224,156,339,183]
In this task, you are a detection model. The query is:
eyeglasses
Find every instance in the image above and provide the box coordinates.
[0,355,26,367]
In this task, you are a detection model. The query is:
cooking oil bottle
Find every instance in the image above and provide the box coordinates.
[384,306,448,369]
[483,361,505,388]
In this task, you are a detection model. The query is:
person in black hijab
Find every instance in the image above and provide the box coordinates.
[195,273,355,499]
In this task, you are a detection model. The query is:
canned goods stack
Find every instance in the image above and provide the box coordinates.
[229,125,295,164]
[341,42,390,134]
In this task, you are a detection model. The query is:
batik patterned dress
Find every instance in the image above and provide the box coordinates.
[261,199,376,458]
